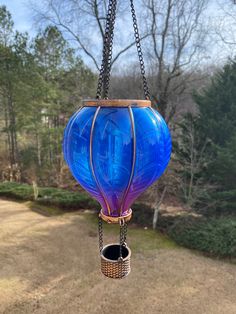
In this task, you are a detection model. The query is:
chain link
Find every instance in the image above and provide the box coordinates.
[98,216,103,252]
[119,220,128,259]
[96,0,150,100]
[98,215,128,260]
[130,0,150,100]
[96,0,117,99]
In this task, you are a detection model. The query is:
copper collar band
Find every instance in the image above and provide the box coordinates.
[99,209,132,224]
[83,99,151,107]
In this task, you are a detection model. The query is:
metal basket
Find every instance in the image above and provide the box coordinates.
[100,243,131,279]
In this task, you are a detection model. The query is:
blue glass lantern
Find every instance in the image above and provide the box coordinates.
[63,99,171,223]
[63,0,172,280]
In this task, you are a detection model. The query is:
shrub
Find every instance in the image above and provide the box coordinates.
[37,189,100,210]
[0,182,34,200]
[0,182,100,210]
[0,182,152,216]
[168,215,236,257]
[131,203,153,227]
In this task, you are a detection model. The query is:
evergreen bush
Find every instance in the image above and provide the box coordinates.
[169,215,236,257]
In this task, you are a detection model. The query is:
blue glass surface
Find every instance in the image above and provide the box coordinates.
[63,105,172,218]
[122,107,172,212]
[63,107,108,212]
[92,108,133,216]
[63,108,81,164]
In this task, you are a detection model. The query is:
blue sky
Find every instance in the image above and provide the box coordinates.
[0,0,34,34]
[1,0,235,67]
[0,0,221,39]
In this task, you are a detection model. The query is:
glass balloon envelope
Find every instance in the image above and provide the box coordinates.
[63,99,172,223]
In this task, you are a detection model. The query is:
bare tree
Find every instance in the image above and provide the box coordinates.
[142,0,208,123]
[30,0,149,71]
[145,163,179,229]
[152,185,166,229]
[174,113,215,209]
[214,0,236,55]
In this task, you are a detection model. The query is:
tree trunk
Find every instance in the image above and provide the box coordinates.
[7,94,18,167]
[36,131,42,166]
[153,187,167,230]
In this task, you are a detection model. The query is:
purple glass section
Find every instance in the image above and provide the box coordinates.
[92,108,133,216]
[122,107,171,212]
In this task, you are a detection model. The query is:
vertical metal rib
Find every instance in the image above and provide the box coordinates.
[149,107,159,120]
[120,106,136,216]
[67,107,83,138]
[90,106,111,215]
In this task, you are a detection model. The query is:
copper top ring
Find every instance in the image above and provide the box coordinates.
[83,99,151,107]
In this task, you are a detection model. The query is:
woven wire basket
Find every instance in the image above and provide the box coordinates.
[100,243,131,279]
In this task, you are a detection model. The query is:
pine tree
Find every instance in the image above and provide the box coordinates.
[177,60,236,213]
[0,7,96,184]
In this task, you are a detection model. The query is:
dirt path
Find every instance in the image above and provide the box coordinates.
[0,199,235,314]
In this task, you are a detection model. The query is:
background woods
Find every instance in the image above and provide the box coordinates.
[0,7,96,185]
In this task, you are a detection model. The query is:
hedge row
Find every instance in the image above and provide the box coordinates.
[0,181,99,210]
[168,215,236,258]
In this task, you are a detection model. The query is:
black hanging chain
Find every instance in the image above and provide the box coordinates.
[96,0,117,99]
[130,0,150,100]
[98,216,103,253]
[119,220,128,259]
[98,215,128,259]
[96,0,150,100]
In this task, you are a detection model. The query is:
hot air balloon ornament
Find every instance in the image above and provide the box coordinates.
[63,0,171,279]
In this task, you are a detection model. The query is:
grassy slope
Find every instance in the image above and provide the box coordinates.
[1,198,236,314]
[0,181,235,258]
